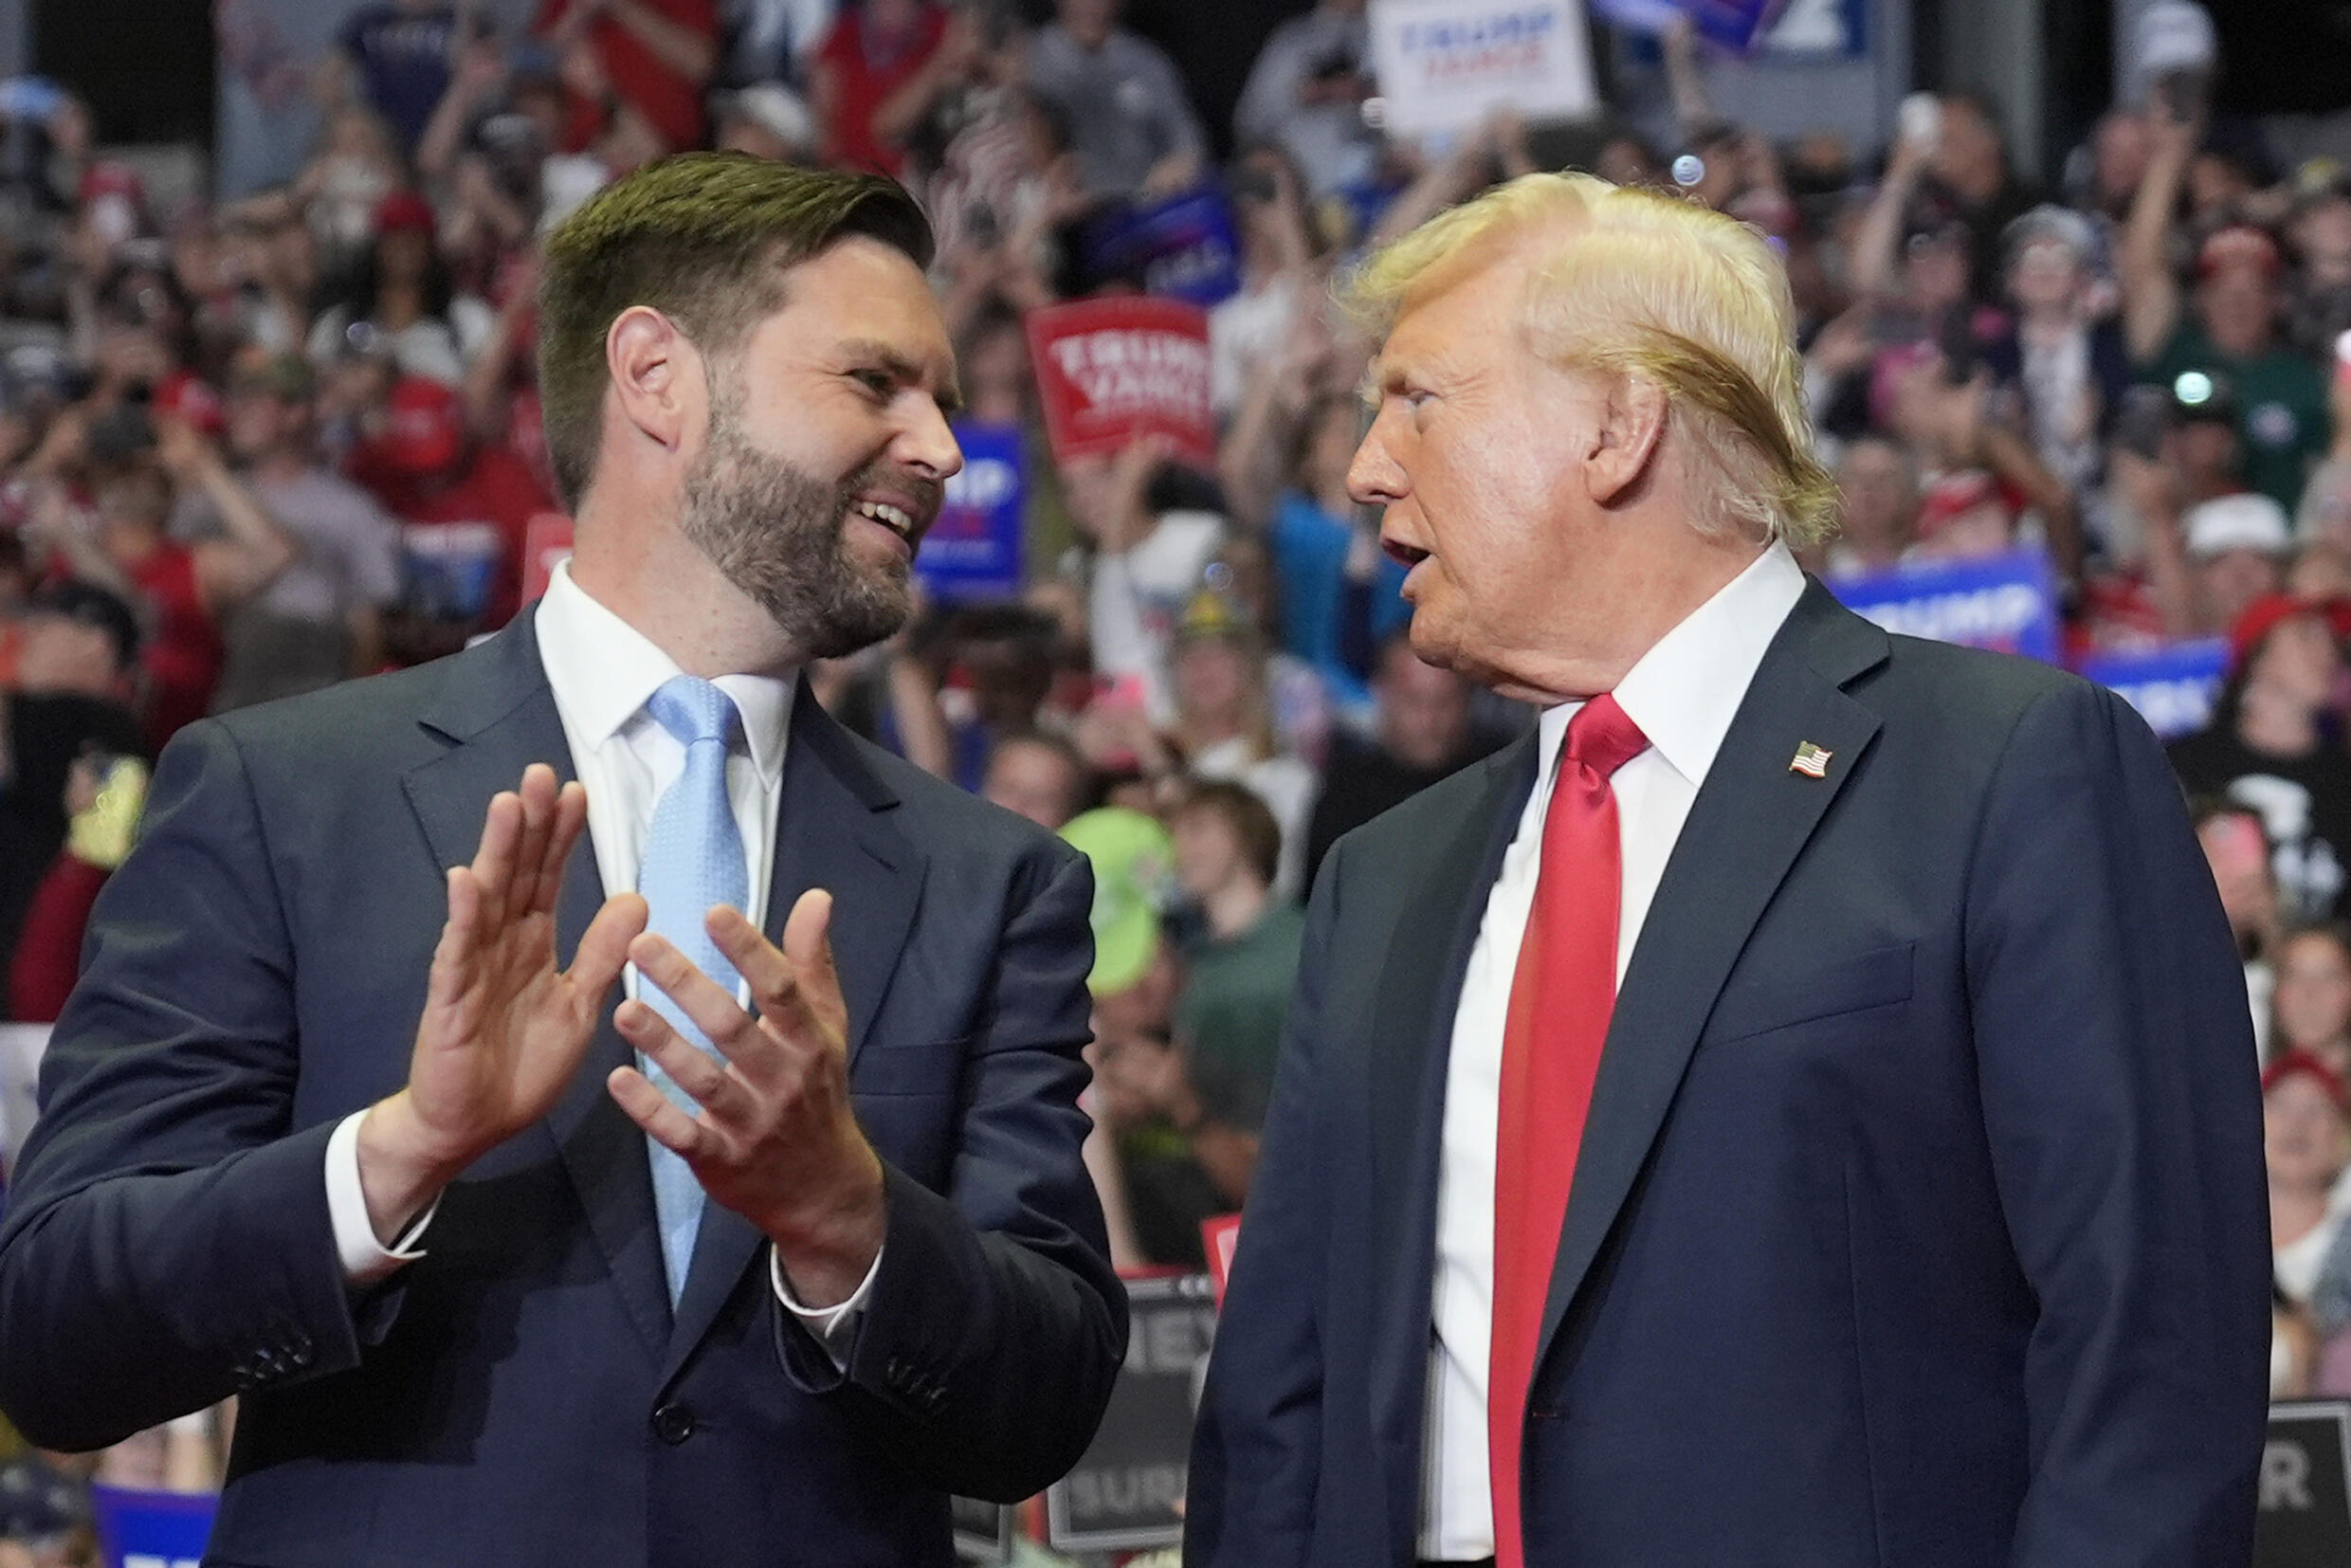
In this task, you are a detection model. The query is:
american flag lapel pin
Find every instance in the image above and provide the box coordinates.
[1789,741,1832,779]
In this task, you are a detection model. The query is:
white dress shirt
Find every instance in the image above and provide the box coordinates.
[1417,544,1807,1558]
[324,561,877,1346]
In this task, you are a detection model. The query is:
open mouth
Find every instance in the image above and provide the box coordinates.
[852,497,920,545]
[1383,538,1431,571]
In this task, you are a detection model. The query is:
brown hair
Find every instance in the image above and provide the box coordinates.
[1178,779,1283,890]
[536,152,935,510]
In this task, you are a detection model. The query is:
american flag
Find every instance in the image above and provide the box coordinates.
[1789,742,1832,779]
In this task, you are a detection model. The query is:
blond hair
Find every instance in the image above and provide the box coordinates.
[1343,173,1838,548]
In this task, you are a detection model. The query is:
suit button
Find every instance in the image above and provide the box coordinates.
[651,1402,696,1445]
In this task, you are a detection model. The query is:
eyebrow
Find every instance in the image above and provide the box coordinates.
[837,337,964,417]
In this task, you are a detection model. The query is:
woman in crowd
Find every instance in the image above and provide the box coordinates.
[2275,924,2351,1080]
[306,191,485,386]
[2268,1050,2351,1310]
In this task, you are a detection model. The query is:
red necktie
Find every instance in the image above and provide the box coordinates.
[1488,692,1649,1568]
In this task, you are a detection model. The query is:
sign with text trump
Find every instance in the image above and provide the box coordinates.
[1026,297,1215,469]
[1370,0,1599,137]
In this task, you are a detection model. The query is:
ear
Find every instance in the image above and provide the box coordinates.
[604,305,703,463]
[1585,371,1668,508]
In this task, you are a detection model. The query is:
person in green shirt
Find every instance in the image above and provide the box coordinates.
[1170,780,1306,1160]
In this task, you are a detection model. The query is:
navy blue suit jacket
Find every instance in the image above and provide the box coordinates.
[1187,584,2270,1568]
[0,611,1125,1567]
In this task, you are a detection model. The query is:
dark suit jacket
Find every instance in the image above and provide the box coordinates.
[1187,584,2270,1568]
[0,611,1126,1568]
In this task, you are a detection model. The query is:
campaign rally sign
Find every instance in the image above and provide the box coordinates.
[1586,0,1794,54]
[1047,1272,1218,1552]
[2072,638,2231,740]
[91,1485,217,1568]
[1830,548,2062,665]
[1080,188,1243,306]
[520,511,574,605]
[2257,1402,2351,1567]
[1026,297,1215,469]
[918,423,1025,604]
[1369,0,1599,137]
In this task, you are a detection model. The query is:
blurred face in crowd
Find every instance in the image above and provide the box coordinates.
[1172,801,1248,902]
[1835,437,1917,560]
[2198,548,2283,634]
[226,386,304,465]
[1912,497,2011,561]
[959,319,1030,427]
[2197,264,2279,358]
[1351,242,1659,698]
[677,237,962,661]
[2199,810,2278,951]
[2091,112,2151,216]
[2248,612,2341,712]
[2188,155,2256,226]
[2008,240,2087,319]
[982,737,1084,831]
[1171,634,1255,735]
[2295,197,2351,289]
[2287,542,2351,601]
[2276,931,2351,1064]
[2265,1070,2350,1194]
[1929,97,2002,196]
[13,610,127,696]
[1376,641,1471,770]
[2166,413,2240,493]
[1299,395,1360,502]
[94,465,173,554]
[1595,137,1664,189]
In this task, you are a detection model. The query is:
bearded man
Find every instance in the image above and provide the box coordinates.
[0,155,1124,1568]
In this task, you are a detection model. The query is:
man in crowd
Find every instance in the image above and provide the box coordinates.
[1027,0,1207,203]
[1190,172,2268,1568]
[0,155,1122,1566]
[1303,632,1493,884]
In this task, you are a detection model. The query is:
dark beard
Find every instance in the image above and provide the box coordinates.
[679,397,913,662]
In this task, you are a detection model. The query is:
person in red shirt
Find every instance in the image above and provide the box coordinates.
[349,374,553,665]
[810,0,960,178]
[538,0,718,155]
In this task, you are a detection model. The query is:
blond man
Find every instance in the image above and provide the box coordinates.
[1188,173,2269,1568]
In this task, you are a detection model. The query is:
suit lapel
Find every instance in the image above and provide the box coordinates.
[1365,736,1538,1464]
[664,681,924,1376]
[399,613,672,1358]
[1534,585,1889,1371]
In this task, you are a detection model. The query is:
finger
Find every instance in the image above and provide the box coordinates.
[614,998,748,1120]
[608,1065,718,1163]
[706,906,804,1057]
[628,931,765,1065]
[469,790,522,924]
[423,866,483,1029]
[531,779,591,917]
[781,888,849,1054]
[506,765,559,917]
[567,891,647,1003]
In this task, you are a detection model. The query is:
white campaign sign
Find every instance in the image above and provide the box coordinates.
[1369,0,1599,137]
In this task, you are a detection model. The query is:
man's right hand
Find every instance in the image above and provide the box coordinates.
[356,763,647,1246]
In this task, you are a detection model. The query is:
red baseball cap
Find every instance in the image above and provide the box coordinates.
[2264,1048,2351,1116]
[377,375,465,475]
[374,189,437,237]
[154,370,225,436]
[2228,592,2351,671]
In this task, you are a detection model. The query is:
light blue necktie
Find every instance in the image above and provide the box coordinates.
[637,675,749,1304]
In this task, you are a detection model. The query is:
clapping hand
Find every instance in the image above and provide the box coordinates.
[608,890,887,1307]
[358,765,647,1241]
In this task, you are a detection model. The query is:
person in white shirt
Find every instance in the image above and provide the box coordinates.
[1188,170,2269,1568]
[0,154,1123,1568]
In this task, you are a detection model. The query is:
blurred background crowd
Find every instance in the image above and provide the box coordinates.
[1,0,2350,1559]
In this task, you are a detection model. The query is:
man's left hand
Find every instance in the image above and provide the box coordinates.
[609,888,886,1307]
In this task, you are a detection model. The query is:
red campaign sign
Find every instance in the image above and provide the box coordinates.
[521,512,574,605]
[1025,296,1215,468]
[1201,1213,1241,1308]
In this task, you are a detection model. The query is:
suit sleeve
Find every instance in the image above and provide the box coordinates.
[771,844,1129,1503]
[1963,680,2270,1566]
[0,720,371,1451]
[1183,839,1341,1567]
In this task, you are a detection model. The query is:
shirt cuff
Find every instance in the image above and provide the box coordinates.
[325,1108,437,1287]
[770,1243,882,1365]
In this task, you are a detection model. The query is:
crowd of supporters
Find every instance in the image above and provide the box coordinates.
[2,0,2350,1558]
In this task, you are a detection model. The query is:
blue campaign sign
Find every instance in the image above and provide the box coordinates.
[1831,548,2062,664]
[1080,189,1243,306]
[1590,0,1794,55]
[2073,638,2232,740]
[91,1485,217,1568]
[919,423,1025,604]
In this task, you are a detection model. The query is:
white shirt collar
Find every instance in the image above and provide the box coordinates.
[535,558,796,785]
[1535,542,1808,790]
